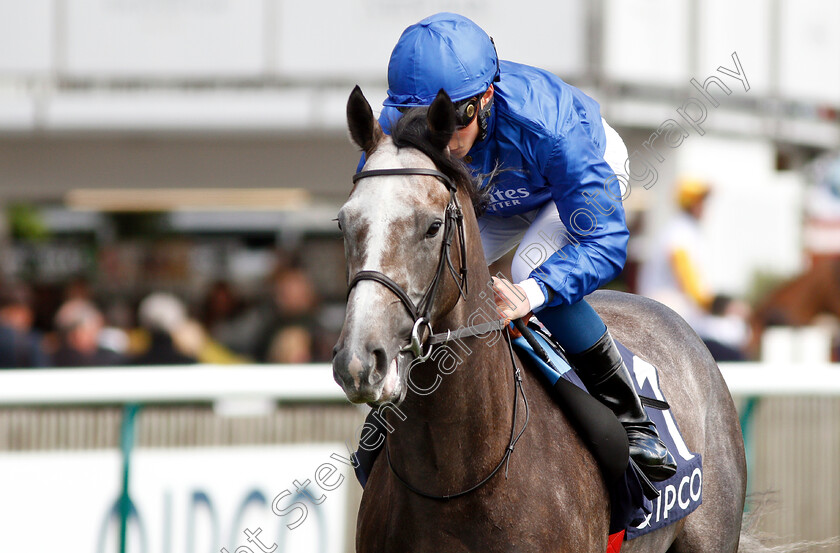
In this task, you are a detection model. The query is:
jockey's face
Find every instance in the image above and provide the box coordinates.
[448,118,478,159]
[448,86,494,160]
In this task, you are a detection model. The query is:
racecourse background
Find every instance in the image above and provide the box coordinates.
[0,364,837,552]
[2,0,840,551]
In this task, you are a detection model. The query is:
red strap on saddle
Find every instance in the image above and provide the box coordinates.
[606,530,625,553]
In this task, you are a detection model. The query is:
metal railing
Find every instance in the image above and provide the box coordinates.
[0,363,837,552]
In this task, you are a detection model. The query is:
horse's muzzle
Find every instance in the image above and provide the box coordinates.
[332,342,400,404]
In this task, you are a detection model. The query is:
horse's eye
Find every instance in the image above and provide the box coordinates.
[426,221,442,238]
[334,217,343,232]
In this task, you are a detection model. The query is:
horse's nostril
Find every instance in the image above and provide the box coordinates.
[370,348,388,374]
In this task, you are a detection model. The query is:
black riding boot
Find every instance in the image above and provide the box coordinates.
[566,329,677,482]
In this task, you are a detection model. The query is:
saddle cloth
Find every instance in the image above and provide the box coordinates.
[511,322,703,541]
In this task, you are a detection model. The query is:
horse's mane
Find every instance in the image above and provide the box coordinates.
[390,108,490,215]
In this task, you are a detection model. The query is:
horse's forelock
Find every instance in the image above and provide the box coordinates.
[389,108,488,214]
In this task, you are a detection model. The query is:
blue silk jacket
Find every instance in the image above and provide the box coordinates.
[374,60,629,307]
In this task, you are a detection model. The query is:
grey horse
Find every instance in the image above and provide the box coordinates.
[332,85,747,552]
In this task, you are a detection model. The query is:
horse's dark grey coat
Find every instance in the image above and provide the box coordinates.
[591,291,747,553]
[334,88,747,553]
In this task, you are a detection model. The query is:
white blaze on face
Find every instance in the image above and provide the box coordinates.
[343,142,437,317]
[339,141,440,401]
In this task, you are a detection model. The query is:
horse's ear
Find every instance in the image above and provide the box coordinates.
[347,85,384,156]
[427,89,456,151]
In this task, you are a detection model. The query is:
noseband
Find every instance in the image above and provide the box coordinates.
[347,167,469,360]
[346,166,530,501]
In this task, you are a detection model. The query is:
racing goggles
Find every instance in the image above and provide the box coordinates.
[396,95,480,129]
[453,96,480,129]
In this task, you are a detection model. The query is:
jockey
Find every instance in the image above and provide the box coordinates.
[368,12,677,482]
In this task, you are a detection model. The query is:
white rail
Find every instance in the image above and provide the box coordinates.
[0,363,837,405]
[0,365,347,405]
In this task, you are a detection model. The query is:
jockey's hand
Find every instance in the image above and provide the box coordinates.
[491,276,531,323]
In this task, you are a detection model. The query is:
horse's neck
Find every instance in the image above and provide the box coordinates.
[402,284,513,419]
[766,258,840,322]
[387,218,516,487]
[818,259,840,315]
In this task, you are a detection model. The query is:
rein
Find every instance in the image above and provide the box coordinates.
[349,166,530,501]
[385,330,529,501]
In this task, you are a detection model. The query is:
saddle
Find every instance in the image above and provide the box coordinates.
[511,319,703,539]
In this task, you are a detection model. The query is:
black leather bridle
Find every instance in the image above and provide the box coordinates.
[347,167,469,361]
[346,165,529,501]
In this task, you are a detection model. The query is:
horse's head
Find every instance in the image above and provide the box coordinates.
[332,86,476,405]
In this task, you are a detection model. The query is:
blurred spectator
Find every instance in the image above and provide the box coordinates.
[804,153,840,261]
[98,300,133,357]
[0,283,50,368]
[132,293,197,365]
[63,276,93,302]
[254,265,323,363]
[200,280,247,351]
[266,325,314,364]
[53,299,125,367]
[701,294,752,362]
[173,318,249,364]
[638,176,751,361]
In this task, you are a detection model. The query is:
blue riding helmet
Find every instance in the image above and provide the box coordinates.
[384,13,500,108]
